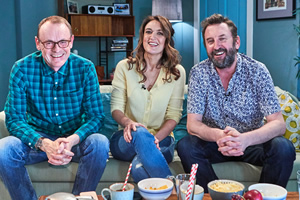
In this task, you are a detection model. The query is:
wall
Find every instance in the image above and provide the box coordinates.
[0,0,194,110]
[0,0,17,111]
[253,0,299,97]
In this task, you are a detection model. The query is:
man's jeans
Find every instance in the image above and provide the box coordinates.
[177,135,296,193]
[110,127,175,183]
[0,133,109,200]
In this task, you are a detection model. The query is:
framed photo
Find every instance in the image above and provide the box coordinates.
[67,0,79,14]
[114,3,130,15]
[256,0,296,20]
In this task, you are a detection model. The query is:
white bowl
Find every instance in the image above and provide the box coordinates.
[207,179,245,200]
[248,183,287,200]
[138,178,174,200]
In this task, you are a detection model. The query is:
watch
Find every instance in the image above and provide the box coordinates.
[35,137,44,150]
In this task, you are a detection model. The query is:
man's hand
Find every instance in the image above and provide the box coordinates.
[41,134,79,165]
[41,138,72,165]
[217,126,246,157]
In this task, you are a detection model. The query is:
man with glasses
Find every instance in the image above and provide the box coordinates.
[0,16,109,200]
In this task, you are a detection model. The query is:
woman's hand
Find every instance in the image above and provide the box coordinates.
[154,136,160,150]
[123,120,146,143]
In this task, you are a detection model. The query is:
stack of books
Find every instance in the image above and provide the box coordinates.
[110,38,128,51]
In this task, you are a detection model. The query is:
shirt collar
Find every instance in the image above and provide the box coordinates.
[40,53,69,76]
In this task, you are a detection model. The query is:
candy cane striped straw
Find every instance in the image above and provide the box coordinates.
[185,163,198,200]
[122,163,132,191]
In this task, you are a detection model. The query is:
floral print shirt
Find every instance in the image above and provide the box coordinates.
[188,53,280,133]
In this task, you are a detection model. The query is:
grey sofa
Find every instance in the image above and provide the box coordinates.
[0,85,299,200]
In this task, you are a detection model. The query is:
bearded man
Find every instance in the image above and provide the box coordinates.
[177,14,295,192]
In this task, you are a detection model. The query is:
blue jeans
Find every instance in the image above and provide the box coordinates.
[110,127,175,183]
[0,133,109,200]
[177,135,295,193]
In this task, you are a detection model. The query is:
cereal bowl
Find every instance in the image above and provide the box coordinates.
[207,179,245,200]
[248,183,287,200]
[138,178,174,200]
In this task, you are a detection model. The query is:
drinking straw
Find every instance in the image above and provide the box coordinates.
[122,163,132,191]
[185,163,198,200]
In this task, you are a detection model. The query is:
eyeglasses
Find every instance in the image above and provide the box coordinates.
[39,39,71,49]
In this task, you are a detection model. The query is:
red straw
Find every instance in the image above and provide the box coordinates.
[122,163,132,191]
[185,164,198,200]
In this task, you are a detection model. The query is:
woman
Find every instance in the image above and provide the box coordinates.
[110,15,186,182]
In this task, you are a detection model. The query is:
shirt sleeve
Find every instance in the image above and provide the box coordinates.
[74,63,105,142]
[111,59,128,114]
[4,63,42,149]
[164,64,186,123]
[255,63,281,116]
[187,63,208,115]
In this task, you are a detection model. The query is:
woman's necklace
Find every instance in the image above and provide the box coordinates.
[146,69,160,91]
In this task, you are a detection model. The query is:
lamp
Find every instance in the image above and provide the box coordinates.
[152,0,183,22]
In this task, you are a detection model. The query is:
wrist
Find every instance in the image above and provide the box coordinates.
[35,137,45,151]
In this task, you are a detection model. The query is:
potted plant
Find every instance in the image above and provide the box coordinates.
[294,8,300,78]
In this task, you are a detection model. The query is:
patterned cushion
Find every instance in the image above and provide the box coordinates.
[277,89,300,151]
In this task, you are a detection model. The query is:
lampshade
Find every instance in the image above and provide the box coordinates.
[152,0,183,22]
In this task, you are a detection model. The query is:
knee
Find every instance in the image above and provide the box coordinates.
[85,134,109,155]
[177,135,193,157]
[131,127,153,141]
[0,136,24,164]
[268,137,295,161]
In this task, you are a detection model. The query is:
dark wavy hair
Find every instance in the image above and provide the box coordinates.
[128,15,181,83]
[201,14,238,48]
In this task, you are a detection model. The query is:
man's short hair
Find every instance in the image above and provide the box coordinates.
[201,14,238,47]
[37,16,72,39]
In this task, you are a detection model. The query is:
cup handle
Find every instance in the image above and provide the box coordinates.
[101,188,112,200]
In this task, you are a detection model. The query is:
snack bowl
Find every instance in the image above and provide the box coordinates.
[207,179,245,200]
[248,183,287,200]
[138,178,174,200]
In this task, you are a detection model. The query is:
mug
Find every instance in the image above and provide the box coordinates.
[101,183,134,200]
[180,182,204,200]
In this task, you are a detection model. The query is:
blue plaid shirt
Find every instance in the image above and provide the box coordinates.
[4,51,104,149]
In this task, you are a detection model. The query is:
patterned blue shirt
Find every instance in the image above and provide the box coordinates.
[188,53,280,133]
[4,51,104,149]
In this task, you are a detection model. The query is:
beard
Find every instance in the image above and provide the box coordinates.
[209,47,237,69]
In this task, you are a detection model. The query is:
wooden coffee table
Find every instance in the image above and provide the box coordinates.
[39,192,299,200]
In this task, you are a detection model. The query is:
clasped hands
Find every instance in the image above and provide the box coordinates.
[216,126,247,157]
[42,137,76,166]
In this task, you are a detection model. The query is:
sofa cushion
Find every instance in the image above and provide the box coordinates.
[99,92,118,139]
[173,94,188,144]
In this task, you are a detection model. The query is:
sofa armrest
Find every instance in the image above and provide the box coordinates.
[0,111,9,139]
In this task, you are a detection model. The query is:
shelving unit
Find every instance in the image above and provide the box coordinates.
[57,0,135,82]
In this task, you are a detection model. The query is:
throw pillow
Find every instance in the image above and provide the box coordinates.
[278,91,300,151]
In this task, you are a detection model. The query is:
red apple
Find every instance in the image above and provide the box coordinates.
[243,189,263,200]
[232,194,245,200]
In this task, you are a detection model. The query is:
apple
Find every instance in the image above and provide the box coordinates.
[232,194,245,200]
[243,189,263,200]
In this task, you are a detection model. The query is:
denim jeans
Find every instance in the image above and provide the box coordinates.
[110,126,175,183]
[177,135,295,193]
[0,133,109,200]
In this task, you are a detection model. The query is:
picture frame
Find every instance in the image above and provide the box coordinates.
[114,3,130,15]
[256,0,296,20]
[67,0,79,14]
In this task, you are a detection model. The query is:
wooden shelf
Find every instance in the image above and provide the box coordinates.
[68,14,135,37]
[57,0,134,80]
